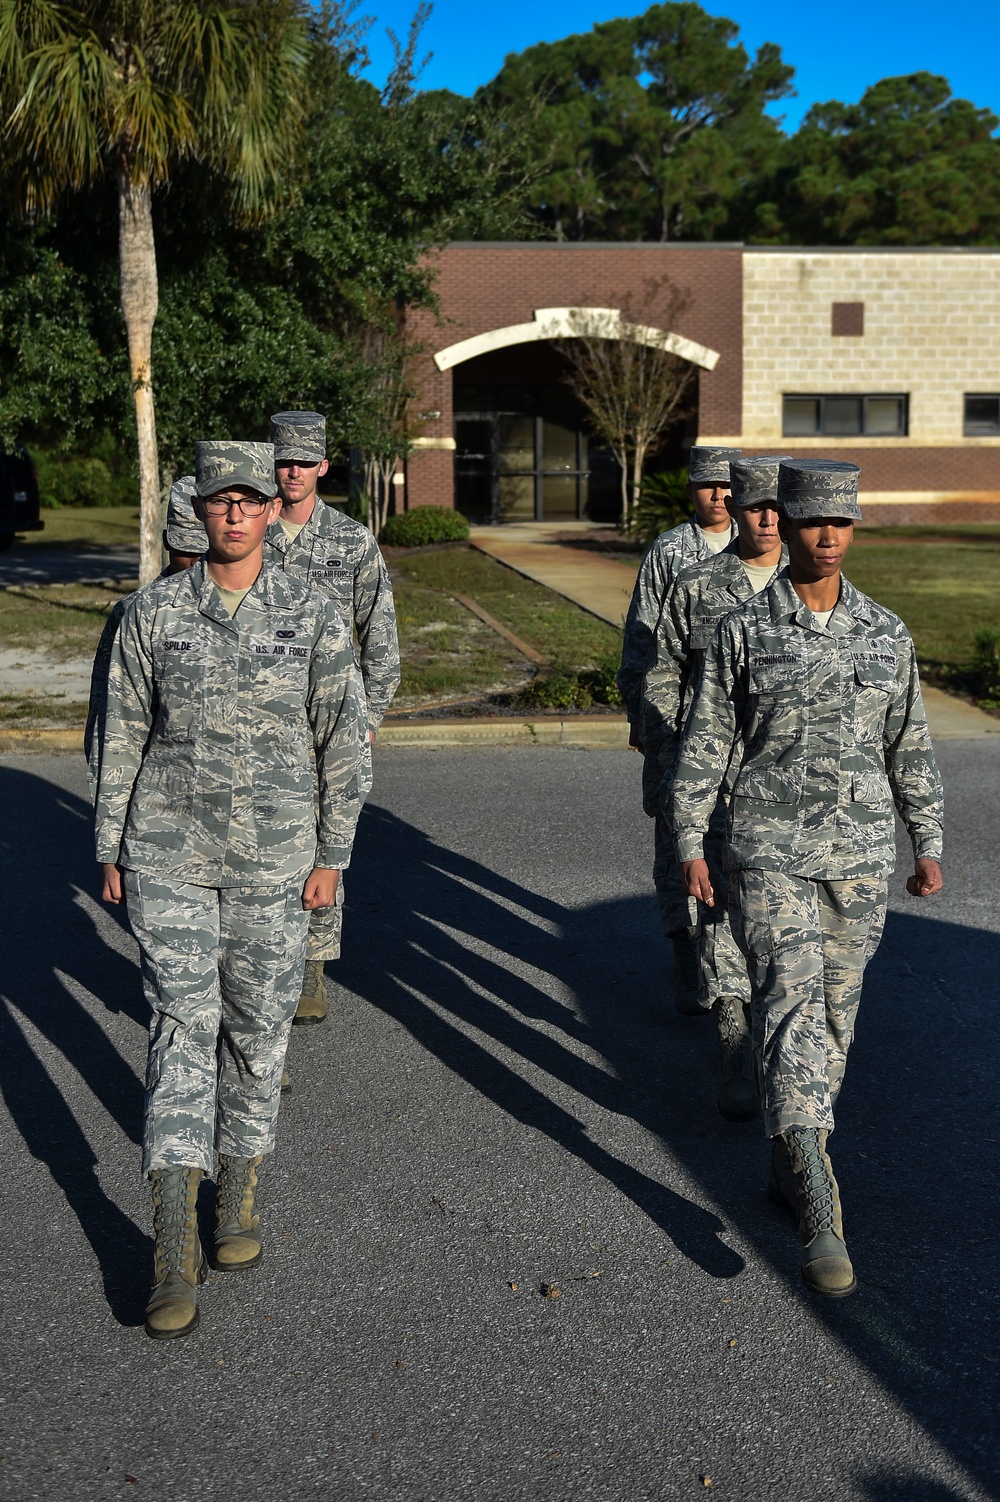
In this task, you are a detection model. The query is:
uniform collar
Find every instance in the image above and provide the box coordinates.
[767,567,874,634]
[171,555,297,629]
[265,498,324,558]
[712,540,786,597]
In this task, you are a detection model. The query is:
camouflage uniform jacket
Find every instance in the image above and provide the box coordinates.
[266,502,400,730]
[669,570,944,879]
[645,541,788,757]
[90,558,367,885]
[617,516,737,735]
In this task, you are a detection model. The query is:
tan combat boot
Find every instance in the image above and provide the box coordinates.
[784,1126,856,1298]
[145,1167,206,1340]
[214,1155,263,1271]
[714,996,759,1122]
[293,960,327,1025]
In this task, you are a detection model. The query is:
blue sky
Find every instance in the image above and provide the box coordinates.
[358,0,999,132]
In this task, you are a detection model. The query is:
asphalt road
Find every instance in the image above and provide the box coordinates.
[0,545,140,586]
[0,744,997,1502]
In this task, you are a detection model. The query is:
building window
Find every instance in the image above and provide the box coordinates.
[831,302,864,336]
[783,394,908,437]
[964,394,1000,436]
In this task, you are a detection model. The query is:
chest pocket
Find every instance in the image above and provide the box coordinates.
[151,637,206,742]
[690,613,722,652]
[853,657,895,741]
[250,639,311,715]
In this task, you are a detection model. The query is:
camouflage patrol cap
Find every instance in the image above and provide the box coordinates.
[194,441,278,499]
[689,445,741,485]
[776,459,862,521]
[729,455,793,508]
[269,410,326,464]
[164,475,206,554]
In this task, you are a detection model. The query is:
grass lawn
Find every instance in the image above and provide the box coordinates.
[0,582,130,659]
[393,547,621,666]
[845,533,1000,669]
[18,506,142,549]
[5,526,1000,726]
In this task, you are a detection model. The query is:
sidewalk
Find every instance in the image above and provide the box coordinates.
[469,522,637,628]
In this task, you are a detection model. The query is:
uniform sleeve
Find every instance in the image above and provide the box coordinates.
[91,600,156,864]
[84,601,127,775]
[641,574,693,756]
[307,606,368,870]
[353,537,400,730]
[668,620,744,863]
[617,542,671,725]
[884,636,944,861]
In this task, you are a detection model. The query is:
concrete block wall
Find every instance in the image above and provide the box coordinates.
[729,250,1000,508]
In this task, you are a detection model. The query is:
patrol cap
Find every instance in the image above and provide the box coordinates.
[689,445,741,485]
[776,459,862,521]
[164,476,206,554]
[194,441,278,499]
[729,455,793,508]
[269,410,326,464]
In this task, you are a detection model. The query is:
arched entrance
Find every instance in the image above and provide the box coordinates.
[435,308,719,524]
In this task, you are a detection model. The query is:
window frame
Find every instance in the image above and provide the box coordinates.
[963,394,1000,437]
[782,393,909,438]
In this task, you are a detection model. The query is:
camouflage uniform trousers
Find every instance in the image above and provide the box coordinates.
[306,874,345,962]
[728,868,888,1138]
[124,872,311,1175]
[696,811,751,1011]
[642,747,695,938]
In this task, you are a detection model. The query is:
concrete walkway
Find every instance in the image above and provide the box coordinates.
[470,522,637,628]
[469,522,1000,741]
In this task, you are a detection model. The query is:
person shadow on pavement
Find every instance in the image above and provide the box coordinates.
[337,800,1000,1501]
[0,764,150,1325]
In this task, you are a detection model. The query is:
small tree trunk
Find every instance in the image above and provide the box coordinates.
[617,446,630,532]
[364,456,379,533]
[631,444,646,532]
[118,175,161,584]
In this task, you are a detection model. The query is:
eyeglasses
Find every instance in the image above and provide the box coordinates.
[201,495,270,515]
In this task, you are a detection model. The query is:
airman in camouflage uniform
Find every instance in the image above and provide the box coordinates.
[265,411,398,1026]
[617,445,741,1014]
[648,456,790,1122]
[669,459,944,1297]
[86,476,205,768]
[90,440,367,1339]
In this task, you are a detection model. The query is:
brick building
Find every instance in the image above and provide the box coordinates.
[401,242,1000,524]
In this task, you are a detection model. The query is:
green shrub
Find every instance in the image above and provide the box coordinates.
[519,651,622,712]
[35,436,136,508]
[971,627,1000,700]
[381,505,470,547]
[631,468,690,546]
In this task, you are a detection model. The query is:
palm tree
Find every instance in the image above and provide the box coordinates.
[0,0,309,581]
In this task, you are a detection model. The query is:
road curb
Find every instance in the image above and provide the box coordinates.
[0,718,632,755]
[378,716,630,749]
[0,727,85,754]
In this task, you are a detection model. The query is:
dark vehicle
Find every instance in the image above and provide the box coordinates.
[0,440,43,550]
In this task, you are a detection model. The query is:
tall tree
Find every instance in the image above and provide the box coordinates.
[483,1,792,241]
[744,73,1000,245]
[0,0,309,580]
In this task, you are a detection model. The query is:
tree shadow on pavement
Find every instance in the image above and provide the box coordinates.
[343,804,743,1280]
[341,800,1000,1500]
[0,765,149,1325]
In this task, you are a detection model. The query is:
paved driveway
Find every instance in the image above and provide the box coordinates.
[0,545,140,586]
[0,744,996,1500]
